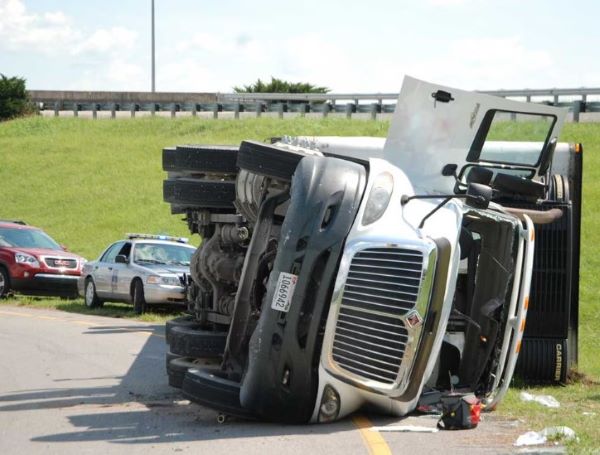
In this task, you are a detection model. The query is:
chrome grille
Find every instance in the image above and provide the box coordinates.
[44,257,78,269]
[332,247,424,384]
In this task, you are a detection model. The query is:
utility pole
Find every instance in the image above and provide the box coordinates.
[151,0,155,92]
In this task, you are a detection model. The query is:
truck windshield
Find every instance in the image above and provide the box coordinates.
[0,228,62,250]
[471,111,556,166]
[133,243,194,266]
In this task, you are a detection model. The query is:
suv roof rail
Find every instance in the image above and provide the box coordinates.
[0,219,27,225]
[125,233,189,243]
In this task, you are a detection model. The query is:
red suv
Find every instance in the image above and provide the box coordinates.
[0,221,86,298]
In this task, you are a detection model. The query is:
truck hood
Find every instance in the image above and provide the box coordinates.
[383,76,567,194]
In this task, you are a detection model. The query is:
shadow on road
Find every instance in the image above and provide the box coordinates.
[1,320,356,445]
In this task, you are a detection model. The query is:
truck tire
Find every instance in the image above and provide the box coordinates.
[166,354,219,388]
[166,315,201,345]
[168,326,227,358]
[163,178,236,209]
[236,140,309,181]
[182,367,255,419]
[163,145,239,174]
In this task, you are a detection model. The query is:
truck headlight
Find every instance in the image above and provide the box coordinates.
[318,385,341,422]
[15,252,40,268]
[362,172,394,225]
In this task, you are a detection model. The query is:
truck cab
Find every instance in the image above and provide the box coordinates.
[161,76,581,423]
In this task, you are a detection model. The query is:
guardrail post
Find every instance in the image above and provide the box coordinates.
[170,104,176,119]
[277,103,284,119]
[322,103,330,118]
[130,104,136,118]
[553,95,559,105]
[212,104,219,119]
[191,104,197,117]
[255,102,262,118]
[370,103,379,120]
[54,101,60,117]
[110,103,117,119]
[572,100,583,123]
[73,103,79,118]
[234,103,240,119]
[151,103,156,116]
[298,103,308,117]
[92,104,98,119]
[345,103,354,119]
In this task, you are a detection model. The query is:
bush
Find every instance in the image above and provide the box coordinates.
[233,77,329,104]
[0,74,34,121]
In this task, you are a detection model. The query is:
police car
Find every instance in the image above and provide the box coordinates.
[79,234,195,313]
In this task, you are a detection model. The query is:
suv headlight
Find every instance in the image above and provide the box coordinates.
[362,172,394,225]
[15,252,40,267]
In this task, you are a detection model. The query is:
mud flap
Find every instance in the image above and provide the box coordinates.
[239,155,366,423]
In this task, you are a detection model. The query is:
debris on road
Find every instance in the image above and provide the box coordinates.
[514,426,577,446]
[519,391,561,408]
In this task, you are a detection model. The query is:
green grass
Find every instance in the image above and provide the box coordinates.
[1,295,177,323]
[0,116,388,259]
[0,116,599,451]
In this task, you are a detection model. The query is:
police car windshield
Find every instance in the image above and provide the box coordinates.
[0,227,61,250]
[133,243,193,266]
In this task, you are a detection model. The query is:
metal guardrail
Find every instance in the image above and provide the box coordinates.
[29,87,600,122]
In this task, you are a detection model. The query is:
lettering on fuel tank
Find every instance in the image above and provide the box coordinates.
[555,343,563,381]
[271,272,298,313]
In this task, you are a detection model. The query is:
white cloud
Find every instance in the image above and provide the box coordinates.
[0,0,77,54]
[406,37,554,90]
[73,27,137,56]
[0,0,143,89]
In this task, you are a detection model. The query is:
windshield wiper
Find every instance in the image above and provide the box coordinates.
[136,259,167,265]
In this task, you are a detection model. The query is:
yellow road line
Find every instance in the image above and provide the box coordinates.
[0,310,34,317]
[352,415,392,455]
[0,310,165,338]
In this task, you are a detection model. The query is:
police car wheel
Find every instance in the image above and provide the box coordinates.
[84,278,102,308]
[132,279,147,314]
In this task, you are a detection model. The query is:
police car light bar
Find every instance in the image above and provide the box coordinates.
[125,233,189,243]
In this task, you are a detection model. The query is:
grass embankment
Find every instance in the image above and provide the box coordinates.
[0,117,387,320]
[0,117,598,450]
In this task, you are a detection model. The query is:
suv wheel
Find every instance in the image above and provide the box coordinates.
[84,278,103,308]
[0,267,10,298]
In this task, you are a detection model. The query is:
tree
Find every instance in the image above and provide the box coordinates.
[0,74,34,121]
[233,77,329,95]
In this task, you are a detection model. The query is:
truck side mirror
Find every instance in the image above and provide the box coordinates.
[466,183,492,209]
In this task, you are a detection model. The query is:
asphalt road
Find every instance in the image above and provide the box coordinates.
[0,305,534,455]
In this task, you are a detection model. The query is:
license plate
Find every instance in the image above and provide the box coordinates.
[271,272,298,313]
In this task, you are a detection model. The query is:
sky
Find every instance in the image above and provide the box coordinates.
[0,0,598,93]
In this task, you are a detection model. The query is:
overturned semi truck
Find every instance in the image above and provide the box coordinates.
[161,76,582,423]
